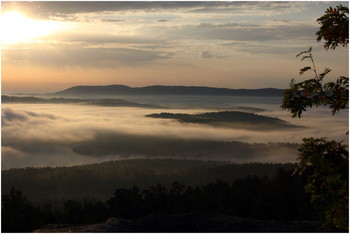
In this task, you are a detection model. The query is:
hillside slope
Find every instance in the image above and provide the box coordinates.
[54,85,284,97]
[2,159,297,202]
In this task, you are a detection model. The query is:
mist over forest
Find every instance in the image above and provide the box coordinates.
[1,86,348,233]
[1,91,348,169]
[1,0,349,231]
[145,111,303,129]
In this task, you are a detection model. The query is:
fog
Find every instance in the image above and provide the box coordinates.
[2,98,348,169]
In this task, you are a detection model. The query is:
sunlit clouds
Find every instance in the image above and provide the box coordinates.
[1,1,348,93]
[0,11,67,45]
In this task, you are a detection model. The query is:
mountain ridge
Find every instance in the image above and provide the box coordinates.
[1,95,165,109]
[53,84,285,97]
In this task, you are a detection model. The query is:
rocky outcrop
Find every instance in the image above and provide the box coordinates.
[34,213,342,233]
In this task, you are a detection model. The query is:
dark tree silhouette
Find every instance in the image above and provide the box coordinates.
[281,5,349,230]
[316,5,349,50]
[281,47,348,118]
[1,169,322,232]
[2,187,40,232]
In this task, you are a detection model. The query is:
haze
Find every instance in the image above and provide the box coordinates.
[2,98,348,169]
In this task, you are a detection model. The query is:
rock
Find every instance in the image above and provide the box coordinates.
[34,213,342,233]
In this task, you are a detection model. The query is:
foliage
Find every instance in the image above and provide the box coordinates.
[295,138,348,230]
[281,47,348,118]
[1,95,164,108]
[71,132,299,159]
[146,111,300,129]
[2,159,298,203]
[62,200,108,224]
[316,5,349,50]
[282,4,349,231]
[1,187,42,232]
[2,168,318,232]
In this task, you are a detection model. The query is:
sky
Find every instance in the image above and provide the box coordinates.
[1,1,349,93]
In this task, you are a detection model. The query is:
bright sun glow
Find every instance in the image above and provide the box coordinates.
[0,11,61,44]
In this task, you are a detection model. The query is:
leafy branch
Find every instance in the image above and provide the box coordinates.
[316,5,349,50]
[282,5,349,231]
[281,47,348,118]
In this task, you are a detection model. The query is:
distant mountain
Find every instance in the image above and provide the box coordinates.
[1,95,165,109]
[2,95,81,104]
[53,85,285,97]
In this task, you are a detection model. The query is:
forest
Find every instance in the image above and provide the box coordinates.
[2,159,297,203]
[2,163,340,232]
[53,84,284,97]
[70,133,300,160]
[146,111,303,129]
[1,95,164,108]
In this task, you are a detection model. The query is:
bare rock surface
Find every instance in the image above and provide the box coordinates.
[34,213,343,233]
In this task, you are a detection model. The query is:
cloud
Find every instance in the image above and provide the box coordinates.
[222,41,307,55]
[0,1,330,65]
[200,51,214,59]
[2,108,28,122]
[0,2,206,20]
[199,51,229,59]
[3,47,172,67]
[100,19,125,23]
[1,1,310,20]
[2,108,56,126]
[153,22,317,42]
[1,101,347,169]
[49,33,128,44]
[45,32,171,48]
[156,19,170,23]
[186,1,308,15]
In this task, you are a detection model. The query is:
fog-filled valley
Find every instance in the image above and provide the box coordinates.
[2,0,349,231]
[2,94,348,169]
[2,91,348,232]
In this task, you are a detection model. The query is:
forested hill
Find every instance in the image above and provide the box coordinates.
[146,111,302,129]
[1,95,165,108]
[54,85,284,97]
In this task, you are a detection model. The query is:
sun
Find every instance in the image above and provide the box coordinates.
[0,11,61,44]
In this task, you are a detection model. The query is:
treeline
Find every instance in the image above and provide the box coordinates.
[2,168,317,232]
[2,159,297,203]
[146,111,302,129]
[1,95,164,108]
[1,95,81,103]
[71,133,299,160]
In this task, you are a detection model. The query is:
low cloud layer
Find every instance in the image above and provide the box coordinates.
[2,100,348,169]
[2,108,56,126]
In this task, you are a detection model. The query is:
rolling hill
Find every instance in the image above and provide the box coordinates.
[1,95,165,108]
[146,111,303,129]
[53,85,285,97]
